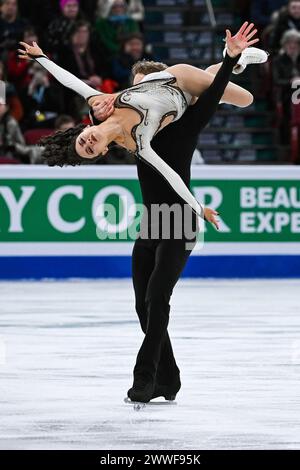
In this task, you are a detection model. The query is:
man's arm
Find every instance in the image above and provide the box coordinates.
[189,52,241,132]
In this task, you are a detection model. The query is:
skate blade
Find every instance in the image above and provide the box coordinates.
[124,397,177,410]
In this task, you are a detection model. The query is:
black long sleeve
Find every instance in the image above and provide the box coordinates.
[188,52,241,133]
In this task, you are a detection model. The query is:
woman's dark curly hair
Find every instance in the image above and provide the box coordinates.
[39,124,102,167]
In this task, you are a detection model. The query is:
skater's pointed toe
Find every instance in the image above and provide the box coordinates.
[223,46,269,74]
[233,47,269,74]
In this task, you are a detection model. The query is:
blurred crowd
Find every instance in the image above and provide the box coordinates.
[2,0,300,165]
[265,0,300,146]
[0,0,150,164]
[237,0,300,147]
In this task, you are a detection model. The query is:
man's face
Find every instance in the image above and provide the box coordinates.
[125,38,144,60]
[2,0,17,18]
[289,1,300,19]
[75,125,108,159]
[133,72,145,85]
[131,62,168,85]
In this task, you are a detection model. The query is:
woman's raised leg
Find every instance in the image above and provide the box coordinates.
[166,21,262,108]
[167,63,253,108]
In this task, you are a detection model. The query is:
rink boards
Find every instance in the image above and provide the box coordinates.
[0,165,299,279]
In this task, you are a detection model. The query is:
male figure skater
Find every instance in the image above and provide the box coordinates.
[92,27,266,402]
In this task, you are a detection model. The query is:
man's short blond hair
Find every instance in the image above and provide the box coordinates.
[132,60,168,77]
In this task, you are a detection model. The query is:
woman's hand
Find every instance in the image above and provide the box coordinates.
[92,96,115,121]
[18,41,45,60]
[225,22,259,58]
[204,207,220,230]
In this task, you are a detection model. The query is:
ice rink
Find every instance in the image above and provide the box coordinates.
[0,279,299,450]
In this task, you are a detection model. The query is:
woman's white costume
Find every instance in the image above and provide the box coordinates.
[32,55,204,218]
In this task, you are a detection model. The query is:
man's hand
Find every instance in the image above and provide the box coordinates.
[92,96,115,121]
[225,22,259,58]
[18,41,44,60]
[204,207,220,230]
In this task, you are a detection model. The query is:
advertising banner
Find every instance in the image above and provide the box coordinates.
[0,166,299,278]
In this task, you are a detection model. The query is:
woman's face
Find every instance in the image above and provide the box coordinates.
[284,39,300,56]
[75,126,109,159]
[111,0,126,16]
[71,26,90,47]
[62,0,79,20]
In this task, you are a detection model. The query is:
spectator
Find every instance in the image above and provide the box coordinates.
[7,26,40,91]
[58,20,109,118]
[0,59,23,121]
[0,101,31,162]
[271,0,300,52]
[0,0,27,55]
[21,61,64,128]
[55,114,76,131]
[97,0,114,18]
[97,0,144,22]
[112,32,153,88]
[95,0,140,56]
[59,20,105,88]
[127,0,145,27]
[46,0,82,54]
[273,30,300,142]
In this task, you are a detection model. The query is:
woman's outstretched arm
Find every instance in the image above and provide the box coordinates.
[18,41,104,102]
[138,143,205,220]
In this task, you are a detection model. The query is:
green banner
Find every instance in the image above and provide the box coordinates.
[0,167,299,243]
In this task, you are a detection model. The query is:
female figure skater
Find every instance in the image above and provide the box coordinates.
[18,22,266,226]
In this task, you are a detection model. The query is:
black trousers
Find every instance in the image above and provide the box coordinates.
[131,235,197,384]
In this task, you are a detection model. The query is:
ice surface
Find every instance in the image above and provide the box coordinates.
[0,279,300,450]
